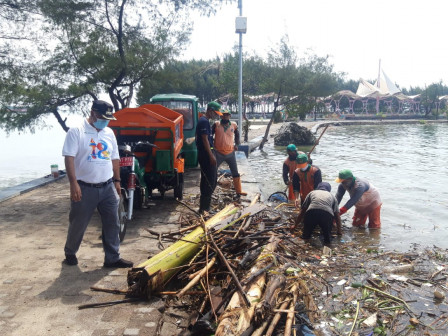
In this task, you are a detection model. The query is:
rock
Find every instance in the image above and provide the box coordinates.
[273,122,316,146]
[434,290,445,300]
[409,317,419,326]
[362,313,377,327]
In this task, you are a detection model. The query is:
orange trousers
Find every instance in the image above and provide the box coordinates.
[352,204,382,228]
[288,184,295,201]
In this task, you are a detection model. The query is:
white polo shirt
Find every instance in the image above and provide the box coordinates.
[62,119,119,183]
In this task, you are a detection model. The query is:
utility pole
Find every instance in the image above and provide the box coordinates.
[235,1,247,138]
[376,59,381,114]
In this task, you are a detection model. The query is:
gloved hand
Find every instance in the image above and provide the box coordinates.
[339,206,348,215]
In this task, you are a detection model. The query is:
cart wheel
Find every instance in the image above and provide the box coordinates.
[174,182,184,200]
[118,196,128,242]
[133,187,143,209]
[174,172,184,200]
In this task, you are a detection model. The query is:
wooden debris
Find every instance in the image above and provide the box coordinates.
[112,181,448,335]
[127,204,238,298]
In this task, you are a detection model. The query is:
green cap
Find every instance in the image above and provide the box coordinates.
[286,144,296,152]
[207,101,223,116]
[335,169,354,183]
[221,109,231,115]
[296,153,308,164]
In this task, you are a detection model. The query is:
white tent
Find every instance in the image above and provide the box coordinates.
[356,78,383,98]
[331,67,423,114]
[375,70,401,95]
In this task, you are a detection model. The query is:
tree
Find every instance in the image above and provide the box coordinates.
[0,0,232,133]
[136,58,222,106]
[258,35,299,150]
[292,53,341,120]
[421,83,441,117]
[258,39,341,149]
[0,0,59,132]
[137,50,267,112]
[0,1,38,42]
[218,51,267,119]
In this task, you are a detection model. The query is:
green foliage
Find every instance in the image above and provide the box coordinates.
[1,0,230,132]
[137,51,268,109]
[1,1,354,134]
[273,110,282,123]
[136,58,221,106]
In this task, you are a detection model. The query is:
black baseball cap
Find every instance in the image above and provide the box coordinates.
[91,100,116,120]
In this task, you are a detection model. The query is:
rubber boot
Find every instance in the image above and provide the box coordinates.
[199,194,211,213]
[233,176,247,196]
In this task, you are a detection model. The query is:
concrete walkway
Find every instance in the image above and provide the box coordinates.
[0,173,66,204]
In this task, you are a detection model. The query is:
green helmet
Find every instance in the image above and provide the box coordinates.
[335,169,354,183]
[286,144,297,152]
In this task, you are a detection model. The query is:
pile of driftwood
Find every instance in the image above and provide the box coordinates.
[83,176,448,335]
[126,189,448,335]
[127,196,323,336]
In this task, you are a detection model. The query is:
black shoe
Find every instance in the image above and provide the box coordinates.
[64,254,78,266]
[104,258,133,268]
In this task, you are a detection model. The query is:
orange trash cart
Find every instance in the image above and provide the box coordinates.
[109,104,185,199]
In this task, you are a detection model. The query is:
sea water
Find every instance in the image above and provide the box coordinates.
[1,120,447,251]
[248,123,448,252]
[0,115,83,189]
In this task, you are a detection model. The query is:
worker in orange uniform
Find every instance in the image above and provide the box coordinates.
[282,144,300,201]
[212,109,247,196]
[335,169,382,228]
[292,153,322,207]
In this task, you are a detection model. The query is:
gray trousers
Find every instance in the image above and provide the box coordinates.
[64,182,121,264]
[215,150,240,177]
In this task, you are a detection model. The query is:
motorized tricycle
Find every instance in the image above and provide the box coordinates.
[111,103,184,195]
[117,142,155,241]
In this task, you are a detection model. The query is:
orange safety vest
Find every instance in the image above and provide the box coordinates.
[284,158,297,201]
[294,165,319,201]
[283,158,297,181]
[214,121,237,155]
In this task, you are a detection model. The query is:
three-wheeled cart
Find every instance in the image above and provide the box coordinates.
[110,104,185,200]
[109,104,184,241]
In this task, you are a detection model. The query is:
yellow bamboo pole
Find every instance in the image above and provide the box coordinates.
[128,204,237,296]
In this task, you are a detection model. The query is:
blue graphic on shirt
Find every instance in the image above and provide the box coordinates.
[88,138,111,161]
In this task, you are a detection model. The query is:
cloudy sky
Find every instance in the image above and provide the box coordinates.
[182,0,447,90]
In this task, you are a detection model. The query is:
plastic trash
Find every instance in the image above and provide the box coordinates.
[268,191,288,203]
[293,302,315,336]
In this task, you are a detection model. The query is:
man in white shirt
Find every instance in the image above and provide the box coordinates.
[62,100,133,268]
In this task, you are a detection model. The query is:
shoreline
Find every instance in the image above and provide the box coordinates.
[2,118,447,203]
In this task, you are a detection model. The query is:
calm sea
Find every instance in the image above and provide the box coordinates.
[249,123,448,252]
[2,119,447,252]
[0,115,83,189]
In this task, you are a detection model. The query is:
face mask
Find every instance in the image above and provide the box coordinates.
[300,164,309,171]
[220,119,230,124]
[288,153,297,160]
[93,119,110,129]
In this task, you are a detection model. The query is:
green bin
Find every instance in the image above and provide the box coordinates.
[156,150,172,171]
